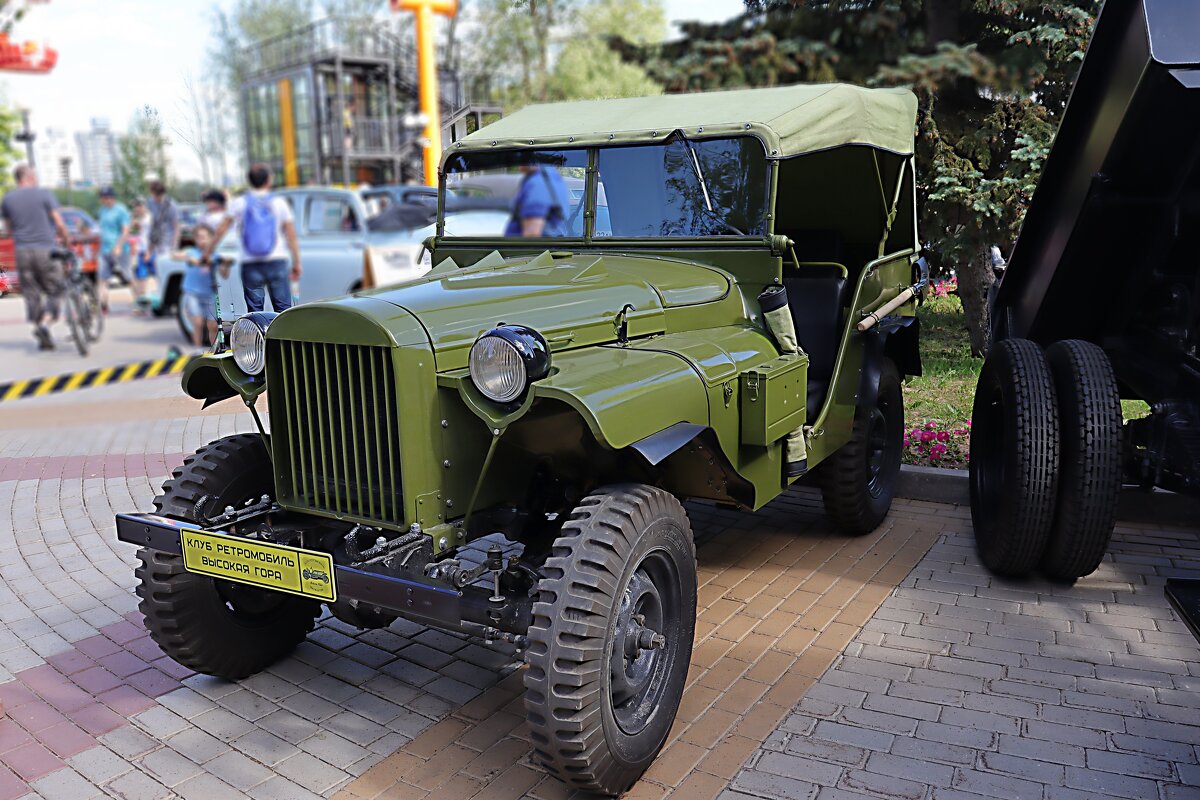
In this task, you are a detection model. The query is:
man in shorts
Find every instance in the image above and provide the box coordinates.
[96,186,130,313]
[0,164,71,349]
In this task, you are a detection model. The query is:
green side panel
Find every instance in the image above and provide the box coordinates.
[531,346,709,450]
[628,325,787,508]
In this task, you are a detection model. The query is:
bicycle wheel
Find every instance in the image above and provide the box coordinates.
[84,283,104,342]
[64,289,89,356]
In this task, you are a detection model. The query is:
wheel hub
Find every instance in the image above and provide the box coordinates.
[608,552,678,736]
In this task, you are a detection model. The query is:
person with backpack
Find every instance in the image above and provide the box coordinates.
[505,156,572,238]
[205,163,301,313]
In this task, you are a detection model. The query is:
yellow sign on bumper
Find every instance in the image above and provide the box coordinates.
[181,530,337,602]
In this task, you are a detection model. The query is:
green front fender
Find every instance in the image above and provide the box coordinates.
[531,346,710,450]
[181,353,265,406]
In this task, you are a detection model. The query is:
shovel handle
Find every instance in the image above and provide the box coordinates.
[857,287,917,332]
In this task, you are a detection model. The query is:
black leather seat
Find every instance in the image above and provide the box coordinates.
[781,229,853,419]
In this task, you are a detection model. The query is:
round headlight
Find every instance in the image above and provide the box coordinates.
[469,325,550,403]
[230,312,277,375]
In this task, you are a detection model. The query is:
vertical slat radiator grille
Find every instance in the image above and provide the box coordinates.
[269,340,403,525]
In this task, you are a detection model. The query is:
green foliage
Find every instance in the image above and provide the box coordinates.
[471,0,665,109]
[625,0,1102,355]
[112,106,171,205]
[53,188,101,217]
[210,0,315,92]
[0,102,23,191]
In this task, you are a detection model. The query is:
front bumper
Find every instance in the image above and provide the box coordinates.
[117,512,469,629]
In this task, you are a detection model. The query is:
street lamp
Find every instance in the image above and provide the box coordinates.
[14,106,35,168]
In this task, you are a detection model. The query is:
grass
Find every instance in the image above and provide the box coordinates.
[903,293,980,468]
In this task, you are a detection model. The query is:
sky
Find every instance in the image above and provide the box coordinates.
[2,0,742,183]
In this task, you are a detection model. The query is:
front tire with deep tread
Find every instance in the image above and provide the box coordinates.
[524,485,697,796]
[970,339,1060,577]
[820,358,904,535]
[1041,340,1121,581]
[135,433,320,680]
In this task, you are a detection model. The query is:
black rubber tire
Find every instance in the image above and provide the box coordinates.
[135,433,320,680]
[1041,340,1121,581]
[820,358,904,535]
[524,484,697,796]
[970,339,1060,577]
[64,290,89,356]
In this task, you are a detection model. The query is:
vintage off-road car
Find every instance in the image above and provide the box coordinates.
[117,84,924,794]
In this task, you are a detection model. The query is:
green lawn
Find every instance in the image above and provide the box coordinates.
[903,293,979,468]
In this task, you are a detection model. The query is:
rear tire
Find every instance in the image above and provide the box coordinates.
[1041,340,1121,581]
[524,485,696,795]
[821,358,904,535]
[135,433,320,680]
[970,339,1059,577]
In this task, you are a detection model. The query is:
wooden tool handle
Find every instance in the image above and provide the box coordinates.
[857,287,917,332]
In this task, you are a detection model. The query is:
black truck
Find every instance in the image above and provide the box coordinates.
[970,0,1200,621]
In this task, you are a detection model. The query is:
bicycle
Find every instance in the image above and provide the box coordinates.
[51,247,103,356]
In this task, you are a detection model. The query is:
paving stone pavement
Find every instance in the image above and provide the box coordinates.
[728,520,1200,800]
[0,376,1197,800]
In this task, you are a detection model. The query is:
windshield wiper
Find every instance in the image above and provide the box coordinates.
[682,139,746,236]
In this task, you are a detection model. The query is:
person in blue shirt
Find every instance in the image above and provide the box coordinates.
[172,223,229,349]
[504,161,572,237]
[96,186,130,313]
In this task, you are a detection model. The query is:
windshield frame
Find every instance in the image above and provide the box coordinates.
[437,134,775,245]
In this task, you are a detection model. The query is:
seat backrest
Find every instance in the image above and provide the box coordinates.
[784,264,849,418]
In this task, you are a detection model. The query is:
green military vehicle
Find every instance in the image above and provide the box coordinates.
[118,84,924,794]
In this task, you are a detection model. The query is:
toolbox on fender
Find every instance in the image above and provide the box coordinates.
[740,353,809,446]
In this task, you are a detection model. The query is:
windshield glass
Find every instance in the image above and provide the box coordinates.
[597,136,767,237]
[444,149,588,238]
[441,135,768,239]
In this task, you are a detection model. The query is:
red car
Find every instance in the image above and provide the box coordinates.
[0,224,16,296]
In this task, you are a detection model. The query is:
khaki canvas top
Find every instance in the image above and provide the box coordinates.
[449,84,919,162]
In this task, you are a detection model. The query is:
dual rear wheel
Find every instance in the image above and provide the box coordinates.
[970,338,1122,580]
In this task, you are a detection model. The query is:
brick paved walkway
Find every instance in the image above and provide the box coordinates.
[0,378,1196,800]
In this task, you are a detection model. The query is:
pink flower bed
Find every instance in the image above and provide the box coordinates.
[903,419,970,467]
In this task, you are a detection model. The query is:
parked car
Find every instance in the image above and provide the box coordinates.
[0,220,15,295]
[177,203,205,248]
[119,84,924,794]
[154,187,436,342]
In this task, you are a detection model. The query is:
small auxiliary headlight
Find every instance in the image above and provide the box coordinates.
[230,312,277,375]
[468,325,551,403]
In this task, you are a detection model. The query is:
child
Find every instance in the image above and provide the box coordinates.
[130,199,155,314]
[172,224,229,349]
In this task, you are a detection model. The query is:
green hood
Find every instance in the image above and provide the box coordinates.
[368,252,732,370]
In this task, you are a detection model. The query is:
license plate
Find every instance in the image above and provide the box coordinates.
[180,529,337,602]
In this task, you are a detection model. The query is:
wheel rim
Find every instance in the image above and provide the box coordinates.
[608,548,680,736]
[866,387,901,498]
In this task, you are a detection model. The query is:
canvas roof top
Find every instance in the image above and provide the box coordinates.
[450,84,919,161]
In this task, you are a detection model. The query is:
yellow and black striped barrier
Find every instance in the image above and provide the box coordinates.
[0,354,191,403]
